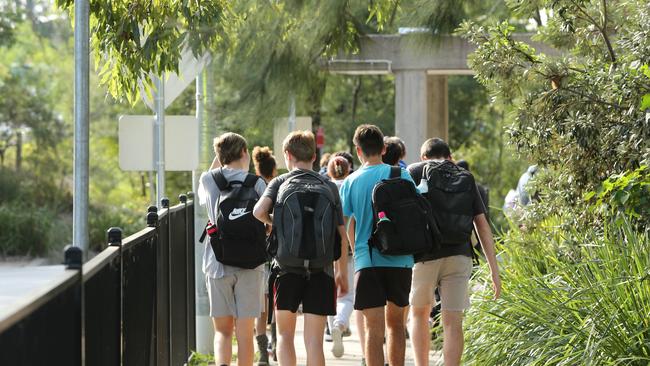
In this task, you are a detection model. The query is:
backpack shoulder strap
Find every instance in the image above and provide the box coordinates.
[211,168,229,191]
[389,166,401,179]
[243,173,260,188]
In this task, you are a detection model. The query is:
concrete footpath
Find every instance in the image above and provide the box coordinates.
[292,312,443,366]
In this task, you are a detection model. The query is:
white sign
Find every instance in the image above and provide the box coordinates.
[119,115,199,171]
[273,117,312,169]
[139,49,211,112]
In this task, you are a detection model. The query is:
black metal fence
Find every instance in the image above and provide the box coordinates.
[0,194,196,366]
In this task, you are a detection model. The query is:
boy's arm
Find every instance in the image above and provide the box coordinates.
[210,156,221,170]
[334,224,349,297]
[346,216,356,252]
[474,213,501,300]
[253,197,273,226]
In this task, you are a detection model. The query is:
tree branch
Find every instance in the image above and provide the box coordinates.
[570,0,616,65]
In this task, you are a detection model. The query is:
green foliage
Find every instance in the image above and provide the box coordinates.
[460,0,650,206]
[465,215,650,365]
[586,166,650,227]
[56,0,232,104]
[88,204,141,253]
[0,203,59,257]
[0,6,22,47]
[187,351,214,366]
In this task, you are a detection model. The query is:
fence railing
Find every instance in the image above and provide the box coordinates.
[0,194,196,366]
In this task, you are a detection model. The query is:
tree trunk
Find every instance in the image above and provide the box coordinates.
[15,131,22,171]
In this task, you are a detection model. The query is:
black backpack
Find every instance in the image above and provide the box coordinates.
[271,171,339,275]
[369,166,439,256]
[209,168,267,269]
[421,160,476,249]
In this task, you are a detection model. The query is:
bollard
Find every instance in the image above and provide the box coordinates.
[148,205,158,213]
[107,227,123,247]
[64,245,83,269]
[147,211,158,227]
[179,194,188,204]
[161,197,170,209]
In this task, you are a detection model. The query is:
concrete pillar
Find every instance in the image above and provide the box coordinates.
[426,75,448,143]
[394,71,448,164]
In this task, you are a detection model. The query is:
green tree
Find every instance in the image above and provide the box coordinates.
[460,0,650,212]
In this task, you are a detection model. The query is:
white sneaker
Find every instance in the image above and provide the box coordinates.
[331,325,344,358]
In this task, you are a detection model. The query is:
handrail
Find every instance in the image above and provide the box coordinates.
[0,269,80,334]
[121,227,156,251]
[82,246,120,280]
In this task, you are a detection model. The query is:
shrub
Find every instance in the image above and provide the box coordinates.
[88,204,141,253]
[464,217,650,365]
[0,203,58,257]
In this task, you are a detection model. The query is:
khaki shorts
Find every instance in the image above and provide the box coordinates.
[410,255,473,311]
[206,269,263,318]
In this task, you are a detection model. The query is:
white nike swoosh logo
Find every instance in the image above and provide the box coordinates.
[229,211,251,220]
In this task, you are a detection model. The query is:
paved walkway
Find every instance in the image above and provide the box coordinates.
[291,312,443,366]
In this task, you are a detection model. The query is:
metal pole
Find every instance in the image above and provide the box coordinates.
[154,73,166,205]
[73,0,89,255]
[192,72,203,196]
[288,93,296,132]
[193,70,211,354]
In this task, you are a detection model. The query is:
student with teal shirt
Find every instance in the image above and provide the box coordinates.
[339,124,415,366]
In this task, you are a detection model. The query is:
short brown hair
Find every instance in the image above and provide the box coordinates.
[320,153,332,168]
[213,132,247,165]
[382,136,404,166]
[353,124,384,156]
[282,130,316,162]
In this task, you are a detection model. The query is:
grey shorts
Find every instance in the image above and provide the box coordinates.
[206,269,263,318]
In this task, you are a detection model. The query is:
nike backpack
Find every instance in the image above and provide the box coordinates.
[369,166,439,256]
[210,168,267,269]
[272,171,339,275]
[417,160,476,261]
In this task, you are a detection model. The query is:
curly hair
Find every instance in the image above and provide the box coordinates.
[252,146,277,181]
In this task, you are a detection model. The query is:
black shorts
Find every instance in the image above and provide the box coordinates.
[354,267,412,310]
[273,271,336,316]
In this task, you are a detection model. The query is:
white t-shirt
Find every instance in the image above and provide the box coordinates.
[198,167,266,279]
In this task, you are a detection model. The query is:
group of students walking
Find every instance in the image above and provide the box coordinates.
[197,124,501,366]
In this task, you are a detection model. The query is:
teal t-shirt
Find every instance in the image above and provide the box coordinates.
[339,164,416,271]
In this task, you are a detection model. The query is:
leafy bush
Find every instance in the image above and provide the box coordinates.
[587,166,650,228]
[0,203,58,257]
[464,216,650,365]
[88,204,142,253]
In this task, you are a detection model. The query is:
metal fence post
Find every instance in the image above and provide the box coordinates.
[65,245,83,270]
[64,245,83,366]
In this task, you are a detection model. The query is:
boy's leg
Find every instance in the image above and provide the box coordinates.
[255,294,267,335]
[212,316,234,365]
[410,304,432,366]
[255,294,269,365]
[275,310,298,366]
[355,310,366,359]
[437,256,473,366]
[361,306,386,366]
[385,301,407,366]
[207,274,239,365]
[235,317,256,366]
[441,311,463,366]
[230,270,264,366]
[409,260,441,366]
[303,313,327,366]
